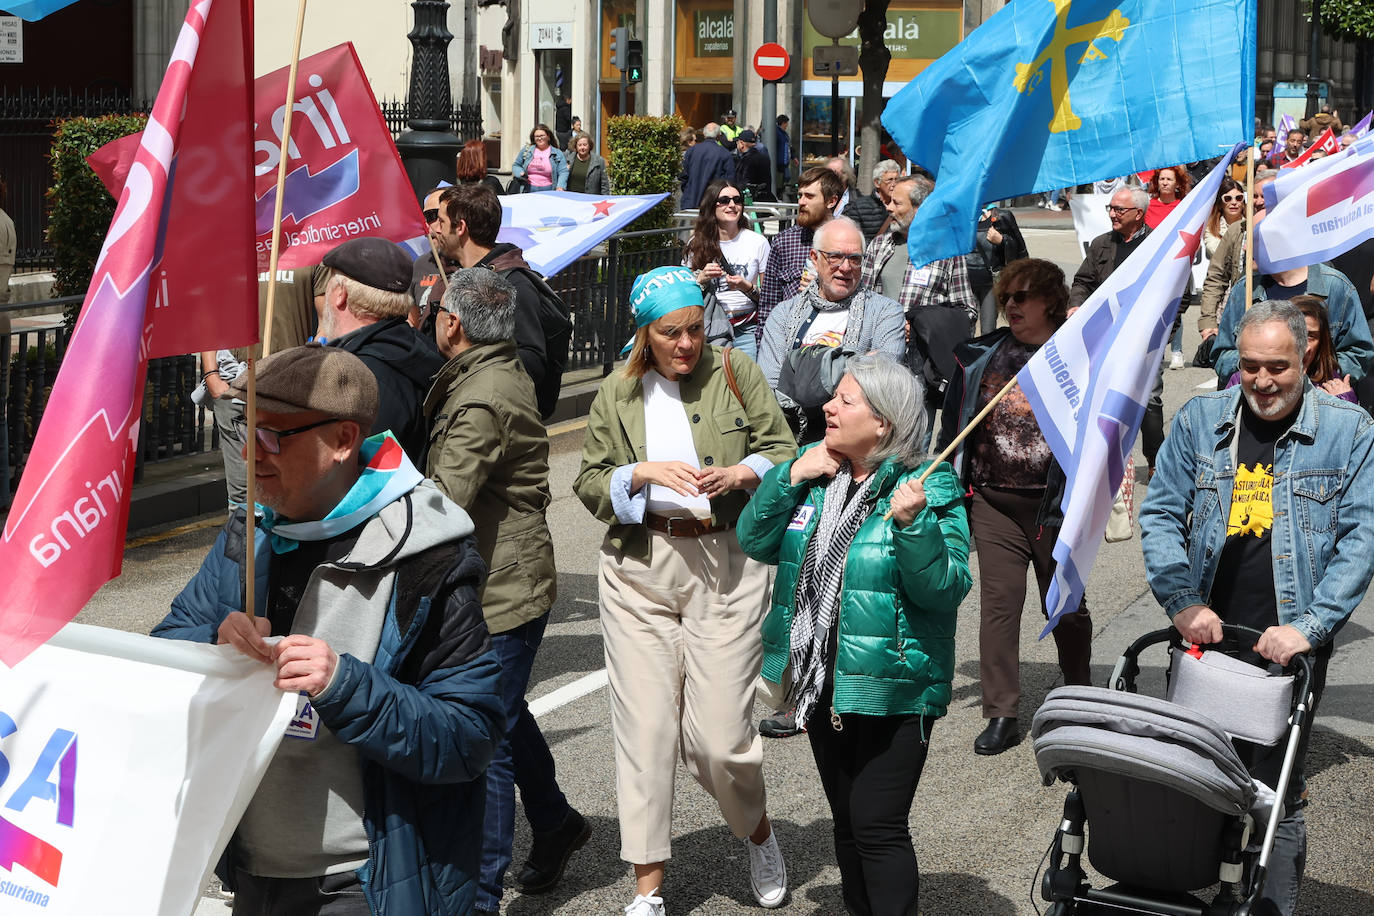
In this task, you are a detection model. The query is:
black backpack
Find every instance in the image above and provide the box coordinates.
[908,305,972,405]
[498,265,573,419]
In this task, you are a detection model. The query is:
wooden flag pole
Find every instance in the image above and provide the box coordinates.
[884,375,1019,520]
[427,235,450,311]
[245,0,309,621]
[1243,141,1256,311]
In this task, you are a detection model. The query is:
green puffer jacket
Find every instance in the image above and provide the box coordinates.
[736,447,971,720]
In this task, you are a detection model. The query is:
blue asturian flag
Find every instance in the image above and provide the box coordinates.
[881,0,1256,269]
[6,0,81,20]
[1016,146,1243,636]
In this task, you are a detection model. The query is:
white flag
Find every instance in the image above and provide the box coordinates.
[1255,133,1374,274]
[1017,147,1243,635]
[0,624,294,915]
[497,191,669,278]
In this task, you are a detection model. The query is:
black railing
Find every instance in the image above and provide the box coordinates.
[378,98,483,142]
[0,87,151,273]
[1,297,210,511]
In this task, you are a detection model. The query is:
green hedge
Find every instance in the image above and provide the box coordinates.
[606,114,685,249]
[46,113,148,324]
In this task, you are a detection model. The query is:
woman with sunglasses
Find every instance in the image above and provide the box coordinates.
[684,179,772,359]
[510,124,568,192]
[937,258,1092,757]
[574,267,795,916]
[1205,178,1246,259]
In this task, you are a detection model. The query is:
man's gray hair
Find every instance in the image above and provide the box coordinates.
[703,122,721,138]
[895,175,932,209]
[812,216,864,252]
[1255,168,1279,182]
[1114,186,1149,211]
[846,353,928,468]
[826,157,858,190]
[1236,300,1306,362]
[871,159,901,184]
[440,268,517,344]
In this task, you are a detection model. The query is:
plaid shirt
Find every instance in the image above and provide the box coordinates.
[861,228,978,324]
[758,224,816,338]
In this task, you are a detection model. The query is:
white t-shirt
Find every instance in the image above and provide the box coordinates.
[641,370,712,517]
[800,309,849,348]
[687,229,771,324]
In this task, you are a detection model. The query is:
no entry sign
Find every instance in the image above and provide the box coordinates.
[753,43,790,81]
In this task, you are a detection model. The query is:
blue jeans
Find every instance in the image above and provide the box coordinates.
[477,612,572,910]
[731,326,758,360]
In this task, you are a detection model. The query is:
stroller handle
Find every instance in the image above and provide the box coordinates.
[1110,625,1314,702]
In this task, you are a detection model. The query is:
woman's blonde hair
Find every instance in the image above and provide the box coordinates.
[620,306,706,380]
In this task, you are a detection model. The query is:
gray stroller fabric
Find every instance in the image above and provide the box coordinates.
[1032,686,1256,817]
[1166,647,1294,746]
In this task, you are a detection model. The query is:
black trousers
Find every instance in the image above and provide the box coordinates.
[807,691,935,916]
[232,869,371,916]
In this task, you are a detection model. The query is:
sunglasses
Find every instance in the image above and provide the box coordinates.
[233,416,341,455]
[716,195,744,207]
[1105,204,1140,214]
[1003,290,1035,304]
[815,249,863,268]
[424,208,440,223]
[1221,194,1245,203]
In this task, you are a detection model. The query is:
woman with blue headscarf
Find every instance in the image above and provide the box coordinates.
[574,266,796,916]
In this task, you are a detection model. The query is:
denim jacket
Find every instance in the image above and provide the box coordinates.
[1139,383,1374,648]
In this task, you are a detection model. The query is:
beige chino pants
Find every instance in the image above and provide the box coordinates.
[598,529,770,864]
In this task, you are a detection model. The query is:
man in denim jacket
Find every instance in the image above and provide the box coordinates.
[1140,300,1374,916]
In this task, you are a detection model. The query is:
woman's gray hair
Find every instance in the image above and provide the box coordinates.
[1236,299,1306,362]
[871,159,901,184]
[440,268,516,344]
[846,353,928,468]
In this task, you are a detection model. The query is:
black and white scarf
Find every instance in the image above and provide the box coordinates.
[787,462,875,728]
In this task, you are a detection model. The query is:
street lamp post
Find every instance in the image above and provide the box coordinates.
[396,0,462,199]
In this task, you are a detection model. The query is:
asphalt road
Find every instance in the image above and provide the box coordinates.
[77,226,1374,914]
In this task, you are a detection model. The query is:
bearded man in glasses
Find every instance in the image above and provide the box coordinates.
[154,342,504,916]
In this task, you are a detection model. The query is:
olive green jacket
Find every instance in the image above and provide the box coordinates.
[574,345,796,562]
[424,341,556,633]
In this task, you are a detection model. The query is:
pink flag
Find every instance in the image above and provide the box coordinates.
[0,0,255,668]
[252,44,426,270]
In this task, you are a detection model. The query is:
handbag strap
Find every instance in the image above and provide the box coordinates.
[722,346,744,408]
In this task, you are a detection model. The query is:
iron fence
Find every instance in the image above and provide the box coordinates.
[0,87,151,273]
[1,297,210,511]
[378,98,483,143]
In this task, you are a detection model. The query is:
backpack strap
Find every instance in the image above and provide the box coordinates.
[722,345,744,408]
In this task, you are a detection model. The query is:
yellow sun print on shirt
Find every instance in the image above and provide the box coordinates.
[1227,462,1274,538]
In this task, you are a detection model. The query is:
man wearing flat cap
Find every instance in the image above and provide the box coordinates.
[318,237,445,463]
[734,129,775,203]
[153,343,504,915]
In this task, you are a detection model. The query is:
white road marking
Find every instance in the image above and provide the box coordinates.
[530,669,610,718]
[1195,378,1218,390]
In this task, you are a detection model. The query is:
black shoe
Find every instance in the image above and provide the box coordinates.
[759,709,804,739]
[516,809,591,894]
[974,717,1020,756]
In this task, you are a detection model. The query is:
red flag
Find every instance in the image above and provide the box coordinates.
[1281,127,1338,170]
[0,0,255,667]
[252,44,426,270]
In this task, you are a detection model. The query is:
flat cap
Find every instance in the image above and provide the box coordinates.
[230,342,379,429]
[322,237,412,293]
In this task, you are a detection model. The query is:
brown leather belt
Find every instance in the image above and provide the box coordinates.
[645,515,735,538]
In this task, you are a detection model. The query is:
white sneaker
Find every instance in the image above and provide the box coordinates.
[1170,351,1185,370]
[747,831,787,908]
[625,888,665,916]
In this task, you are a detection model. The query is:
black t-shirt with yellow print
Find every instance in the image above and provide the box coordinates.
[1210,400,1296,636]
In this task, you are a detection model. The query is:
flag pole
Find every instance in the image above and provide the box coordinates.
[884,375,1019,520]
[245,0,309,621]
[427,235,450,309]
[1244,140,1256,311]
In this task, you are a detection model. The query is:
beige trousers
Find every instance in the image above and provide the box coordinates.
[598,529,770,864]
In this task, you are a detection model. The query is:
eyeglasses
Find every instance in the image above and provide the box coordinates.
[1002,289,1035,305]
[232,417,342,455]
[1105,205,1140,214]
[716,195,744,207]
[423,208,440,224]
[815,249,863,268]
[1221,194,1245,203]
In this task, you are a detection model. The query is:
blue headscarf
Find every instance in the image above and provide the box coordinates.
[619,266,705,356]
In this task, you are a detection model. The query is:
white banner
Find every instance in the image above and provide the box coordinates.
[0,624,294,915]
[1255,133,1374,274]
[497,191,670,278]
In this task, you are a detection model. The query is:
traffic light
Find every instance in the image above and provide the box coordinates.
[610,26,629,71]
[626,40,644,84]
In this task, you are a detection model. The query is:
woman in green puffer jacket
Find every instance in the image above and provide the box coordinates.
[737,352,971,916]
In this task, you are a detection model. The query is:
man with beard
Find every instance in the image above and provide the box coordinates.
[1276,128,1307,167]
[756,166,844,343]
[317,238,446,465]
[1141,300,1374,916]
[410,187,459,329]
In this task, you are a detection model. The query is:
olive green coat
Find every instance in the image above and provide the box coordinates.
[574,345,796,561]
[423,341,556,633]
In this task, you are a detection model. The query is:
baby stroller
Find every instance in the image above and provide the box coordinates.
[1031,625,1315,915]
